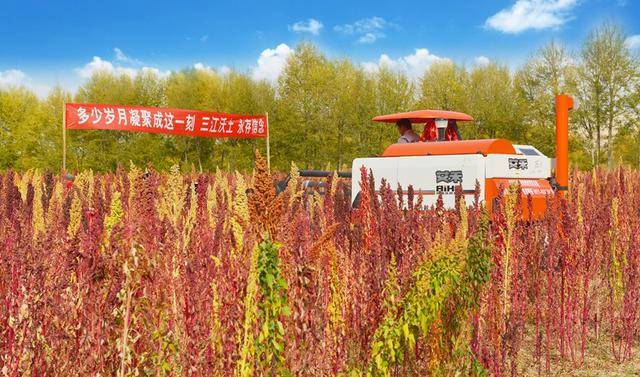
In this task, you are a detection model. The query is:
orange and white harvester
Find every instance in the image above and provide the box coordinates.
[297,95,573,219]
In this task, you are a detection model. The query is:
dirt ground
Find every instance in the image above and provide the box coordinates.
[516,327,640,376]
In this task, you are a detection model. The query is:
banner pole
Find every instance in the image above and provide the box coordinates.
[265,112,271,173]
[62,102,67,173]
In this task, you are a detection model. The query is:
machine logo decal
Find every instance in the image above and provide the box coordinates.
[508,158,528,170]
[436,170,463,184]
[435,170,463,195]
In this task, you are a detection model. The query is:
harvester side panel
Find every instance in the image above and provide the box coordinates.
[351,157,398,202]
[484,153,551,179]
[485,178,554,219]
[351,155,485,209]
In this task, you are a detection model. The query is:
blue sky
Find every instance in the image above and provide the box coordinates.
[0,0,638,96]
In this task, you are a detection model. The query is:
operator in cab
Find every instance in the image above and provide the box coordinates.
[396,119,420,144]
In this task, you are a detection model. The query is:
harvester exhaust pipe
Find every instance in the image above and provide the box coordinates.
[555,94,573,196]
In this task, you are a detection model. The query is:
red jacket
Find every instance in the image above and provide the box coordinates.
[420,119,437,142]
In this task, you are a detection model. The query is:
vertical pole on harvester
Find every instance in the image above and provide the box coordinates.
[62,102,67,172]
[266,112,271,173]
[555,94,573,199]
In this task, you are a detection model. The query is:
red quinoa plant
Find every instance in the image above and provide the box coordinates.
[1,164,639,375]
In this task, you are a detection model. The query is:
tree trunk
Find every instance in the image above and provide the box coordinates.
[337,120,343,170]
[183,140,190,165]
[196,139,203,172]
[637,129,640,169]
[607,114,614,169]
[595,99,601,165]
[588,126,596,167]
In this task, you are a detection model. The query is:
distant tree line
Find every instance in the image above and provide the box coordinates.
[0,22,638,172]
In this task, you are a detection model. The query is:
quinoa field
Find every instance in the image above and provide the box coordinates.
[1,154,639,375]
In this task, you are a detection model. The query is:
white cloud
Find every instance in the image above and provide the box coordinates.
[75,56,170,79]
[485,0,579,34]
[114,48,143,65]
[334,16,394,44]
[76,56,136,78]
[358,33,378,44]
[289,18,323,35]
[194,62,214,72]
[625,35,640,50]
[194,62,231,75]
[114,48,127,61]
[361,61,379,74]
[363,48,448,80]
[0,69,27,87]
[0,69,52,97]
[474,56,491,66]
[334,16,390,34]
[139,66,171,78]
[252,43,293,82]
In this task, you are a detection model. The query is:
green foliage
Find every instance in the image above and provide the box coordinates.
[103,191,124,246]
[367,212,491,376]
[236,242,261,377]
[255,238,290,375]
[467,63,525,141]
[0,87,64,170]
[465,212,492,293]
[577,23,637,168]
[369,255,460,375]
[418,61,468,112]
[515,41,576,157]
[381,253,400,318]
[237,238,290,376]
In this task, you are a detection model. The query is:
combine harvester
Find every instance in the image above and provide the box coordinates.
[295,95,573,219]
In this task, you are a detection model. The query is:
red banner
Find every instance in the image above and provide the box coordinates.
[65,103,267,139]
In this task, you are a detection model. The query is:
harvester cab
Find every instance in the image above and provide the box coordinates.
[291,95,573,219]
